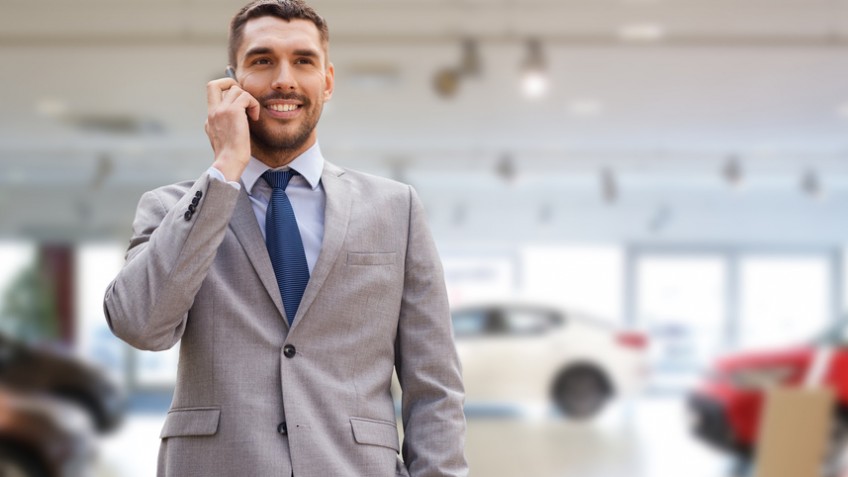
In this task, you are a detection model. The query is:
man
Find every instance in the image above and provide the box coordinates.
[103,1,468,476]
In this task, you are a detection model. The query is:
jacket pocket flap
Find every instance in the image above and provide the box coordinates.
[350,417,400,453]
[347,252,397,266]
[160,407,221,438]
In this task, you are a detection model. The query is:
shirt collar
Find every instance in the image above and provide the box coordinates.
[242,142,324,194]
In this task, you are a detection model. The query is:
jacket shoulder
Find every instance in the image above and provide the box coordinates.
[333,165,411,196]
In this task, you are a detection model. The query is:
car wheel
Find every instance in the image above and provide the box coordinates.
[551,364,611,419]
[0,446,48,477]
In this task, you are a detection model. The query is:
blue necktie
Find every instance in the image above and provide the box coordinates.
[262,170,310,325]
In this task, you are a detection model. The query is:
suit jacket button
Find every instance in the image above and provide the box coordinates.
[191,197,200,206]
[277,422,288,435]
[283,344,296,358]
[188,204,196,213]
[184,211,193,221]
[195,191,203,198]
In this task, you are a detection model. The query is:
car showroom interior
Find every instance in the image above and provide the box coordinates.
[1,0,848,476]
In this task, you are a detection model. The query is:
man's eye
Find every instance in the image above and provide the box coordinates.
[295,58,313,65]
[253,58,271,65]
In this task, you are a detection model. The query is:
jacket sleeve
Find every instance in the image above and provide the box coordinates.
[103,172,240,351]
[395,186,468,477]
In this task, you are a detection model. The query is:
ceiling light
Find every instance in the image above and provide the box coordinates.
[459,38,482,77]
[601,168,618,204]
[496,153,518,183]
[520,39,549,99]
[648,203,673,233]
[722,155,744,189]
[801,169,824,200]
[618,23,665,42]
[433,67,462,99]
[91,152,114,189]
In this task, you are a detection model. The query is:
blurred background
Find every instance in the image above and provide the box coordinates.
[2,0,848,476]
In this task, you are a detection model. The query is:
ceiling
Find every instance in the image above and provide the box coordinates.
[2,0,848,244]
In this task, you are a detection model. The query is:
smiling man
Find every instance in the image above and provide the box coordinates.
[103,1,468,476]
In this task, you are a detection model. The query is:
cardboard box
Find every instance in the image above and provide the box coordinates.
[754,387,835,477]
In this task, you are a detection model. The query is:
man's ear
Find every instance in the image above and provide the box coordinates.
[324,62,335,101]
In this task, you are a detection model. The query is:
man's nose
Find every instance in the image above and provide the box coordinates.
[271,63,296,90]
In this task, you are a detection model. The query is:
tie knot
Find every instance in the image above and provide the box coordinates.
[262,169,296,191]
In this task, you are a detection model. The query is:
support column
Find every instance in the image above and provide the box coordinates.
[38,243,75,345]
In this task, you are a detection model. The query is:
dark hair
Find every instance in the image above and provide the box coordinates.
[228,0,329,68]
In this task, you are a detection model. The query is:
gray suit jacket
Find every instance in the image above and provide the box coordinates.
[104,161,467,477]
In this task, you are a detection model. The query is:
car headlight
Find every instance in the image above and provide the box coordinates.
[727,366,796,390]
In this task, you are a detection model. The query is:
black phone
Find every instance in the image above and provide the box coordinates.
[225,66,237,80]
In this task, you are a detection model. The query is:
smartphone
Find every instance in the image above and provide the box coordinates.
[225,66,237,80]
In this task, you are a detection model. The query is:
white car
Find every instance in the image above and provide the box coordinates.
[449,301,649,418]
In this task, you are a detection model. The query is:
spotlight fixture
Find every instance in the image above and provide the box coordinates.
[433,67,462,99]
[459,38,482,77]
[520,38,549,99]
[91,152,114,190]
[801,169,823,200]
[722,155,743,189]
[433,39,482,99]
[601,168,618,204]
[496,153,518,183]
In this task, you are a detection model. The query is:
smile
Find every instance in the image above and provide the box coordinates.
[267,104,300,112]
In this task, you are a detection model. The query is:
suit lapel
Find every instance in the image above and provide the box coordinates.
[292,161,351,328]
[229,185,287,321]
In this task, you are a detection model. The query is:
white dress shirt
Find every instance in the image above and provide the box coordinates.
[208,142,326,273]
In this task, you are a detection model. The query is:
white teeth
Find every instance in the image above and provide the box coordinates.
[269,104,298,112]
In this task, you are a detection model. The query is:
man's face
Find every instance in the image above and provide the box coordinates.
[234,17,334,159]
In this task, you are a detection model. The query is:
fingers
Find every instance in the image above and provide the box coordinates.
[206,78,238,114]
[245,94,261,121]
[208,79,261,121]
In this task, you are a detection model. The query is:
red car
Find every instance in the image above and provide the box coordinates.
[688,322,848,471]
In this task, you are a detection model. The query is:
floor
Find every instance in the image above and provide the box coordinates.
[92,394,740,477]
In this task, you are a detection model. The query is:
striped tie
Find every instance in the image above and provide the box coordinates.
[262,169,309,325]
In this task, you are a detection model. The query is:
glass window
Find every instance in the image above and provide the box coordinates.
[521,245,623,322]
[441,255,515,306]
[451,308,492,338]
[636,255,727,372]
[77,243,180,389]
[500,307,556,335]
[76,244,129,386]
[738,255,830,349]
[0,242,37,338]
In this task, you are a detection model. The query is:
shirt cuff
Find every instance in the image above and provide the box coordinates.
[207,166,241,191]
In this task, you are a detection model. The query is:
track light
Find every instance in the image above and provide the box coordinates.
[722,155,743,189]
[460,39,482,77]
[520,39,549,99]
[601,168,618,204]
[496,153,518,183]
[801,169,824,200]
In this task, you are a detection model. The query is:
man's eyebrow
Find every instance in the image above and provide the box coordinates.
[292,49,319,58]
[243,46,273,59]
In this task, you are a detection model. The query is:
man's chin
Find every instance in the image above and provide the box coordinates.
[251,131,311,155]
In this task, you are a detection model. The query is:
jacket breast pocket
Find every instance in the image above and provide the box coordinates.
[159,406,221,438]
[347,252,397,266]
